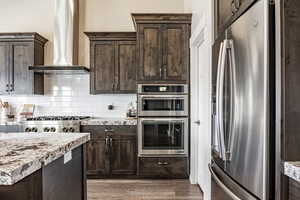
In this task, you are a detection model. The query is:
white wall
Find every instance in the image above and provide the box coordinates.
[185,0,213,200]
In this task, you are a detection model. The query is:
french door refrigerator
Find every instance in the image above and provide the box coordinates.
[210,0,275,200]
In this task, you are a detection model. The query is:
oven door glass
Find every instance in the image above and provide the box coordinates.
[138,95,188,116]
[139,118,188,155]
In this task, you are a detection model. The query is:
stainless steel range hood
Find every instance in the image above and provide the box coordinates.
[29,0,89,73]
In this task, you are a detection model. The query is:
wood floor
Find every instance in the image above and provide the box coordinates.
[87,179,203,200]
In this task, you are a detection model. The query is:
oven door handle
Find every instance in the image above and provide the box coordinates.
[209,164,241,200]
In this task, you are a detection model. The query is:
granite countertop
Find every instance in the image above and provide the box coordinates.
[284,162,300,183]
[0,121,23,126]
[0,132,90,185]
[81,117,137,126]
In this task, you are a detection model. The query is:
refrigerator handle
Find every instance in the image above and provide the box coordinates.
[216,40,227,160]
[209,164,242,200]
[226,39,237,161]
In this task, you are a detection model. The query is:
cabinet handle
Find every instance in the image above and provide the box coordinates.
[110,137,113,147]
[159,68,162,77]
[105,129,115,133]
[105,136,109,146]
[10,84,14,92]
[6,84,9,92]
[158,161,169,166]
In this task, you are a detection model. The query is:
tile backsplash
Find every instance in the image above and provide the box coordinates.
[0,74,136,117]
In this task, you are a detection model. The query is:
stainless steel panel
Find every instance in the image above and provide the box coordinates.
[210,163,259,200]
[137,84,189,94]
[137,95,189,117]
[53,0,78,65]
[218,1,269,199]
[138,117,189,156]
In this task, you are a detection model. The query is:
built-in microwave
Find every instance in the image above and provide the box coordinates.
[138,95,189,117]
[138,117,189,156]
[137,84,189,117]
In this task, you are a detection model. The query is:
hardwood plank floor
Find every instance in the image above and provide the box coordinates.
[87,179,203,200]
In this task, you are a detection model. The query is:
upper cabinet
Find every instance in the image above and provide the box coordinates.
[85,32,137,94]
[214,0,257,38]
[132,14,192,83]
[0,33,47,95]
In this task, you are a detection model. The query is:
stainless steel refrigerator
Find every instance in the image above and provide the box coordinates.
[210,0,275,199]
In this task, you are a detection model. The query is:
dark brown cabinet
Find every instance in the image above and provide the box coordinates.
[0,33,47,95]
[138,157,188,178]
[132,14,191,83]
[85,32,137,94]
[214,0,257,38]
[81,125,137,178]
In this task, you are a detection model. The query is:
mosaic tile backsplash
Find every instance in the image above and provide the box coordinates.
[0,74,136,117]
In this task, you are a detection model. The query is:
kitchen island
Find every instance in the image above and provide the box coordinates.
[284,162,300,199]
[0,132,90,200]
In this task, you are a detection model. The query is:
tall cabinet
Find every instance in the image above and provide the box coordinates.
[277,0,300,199]
[0,33,47,95]
[132,14,192,83]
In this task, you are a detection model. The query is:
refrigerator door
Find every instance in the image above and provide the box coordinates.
[221,0,269,199]
[210,163,259,200]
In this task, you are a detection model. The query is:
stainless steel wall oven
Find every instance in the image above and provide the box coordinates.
[137,84,189,156]
[138,117,188,156]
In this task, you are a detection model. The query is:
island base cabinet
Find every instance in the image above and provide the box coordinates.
[0,146,86,200]
[138,157,188,179]
[289,178,300,200]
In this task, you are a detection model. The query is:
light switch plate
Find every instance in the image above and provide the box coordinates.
[64,151,72,164]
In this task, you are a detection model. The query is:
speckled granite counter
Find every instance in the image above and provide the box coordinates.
[81,117,137,126]
[284,162,300,183]
[0,132,90,185]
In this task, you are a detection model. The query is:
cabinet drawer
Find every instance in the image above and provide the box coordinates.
[138,157,188,178]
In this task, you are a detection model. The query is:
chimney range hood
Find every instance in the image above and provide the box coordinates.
[29,0,89,74]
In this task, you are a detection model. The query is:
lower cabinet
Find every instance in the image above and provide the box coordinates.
[81,125,137,178]
[289,178,300,200]
[138,157,188,178]
[82,125,189,179]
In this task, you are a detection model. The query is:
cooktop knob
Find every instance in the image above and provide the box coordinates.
[43,127,50,132]
[31,127,38,132]
[50,127,56,132]
[68,127,75,133]
[62,127,69,133]
[25,127,32,132]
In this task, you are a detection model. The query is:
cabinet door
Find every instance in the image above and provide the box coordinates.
[10,43,34,94]
[110,135,137,175]
[215,0,257,38]
[0,44,10,94]
[215,0,233,37]
[116,41,137,93]
[82,126,109,178]
[109,126,137,176]
[90,41,115,94]
[163,24,189,82]
[138,24,163,81]
[86,138,108,177]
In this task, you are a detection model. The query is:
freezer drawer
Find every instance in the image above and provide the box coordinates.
[210,163,259,200]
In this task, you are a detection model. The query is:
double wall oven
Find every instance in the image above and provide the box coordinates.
[137,84,189,156]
